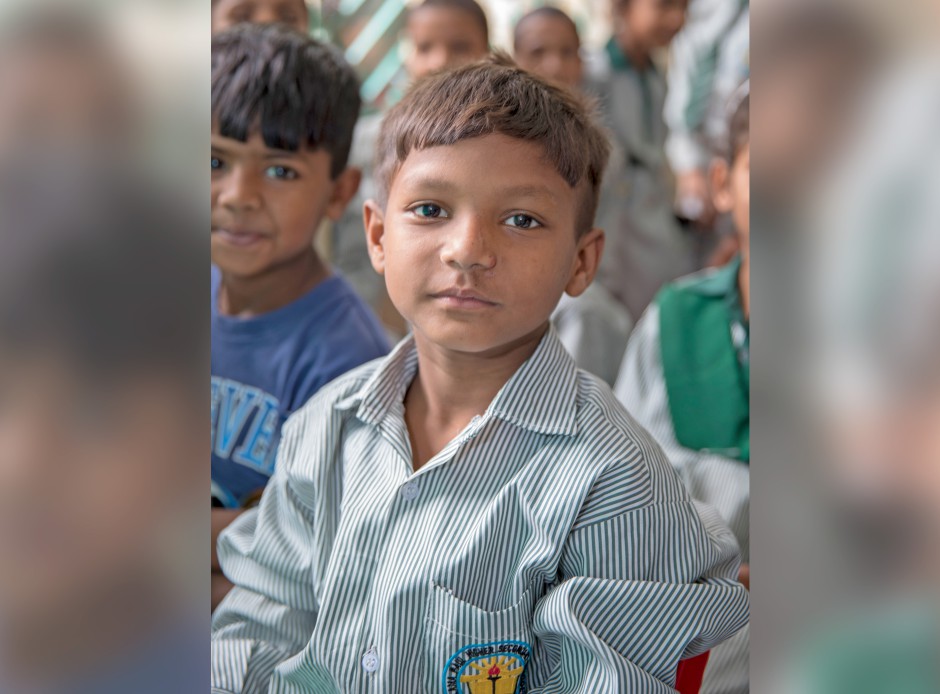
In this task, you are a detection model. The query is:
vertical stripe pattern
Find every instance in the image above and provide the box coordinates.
[615,305,750,693]
[212,327,749,693]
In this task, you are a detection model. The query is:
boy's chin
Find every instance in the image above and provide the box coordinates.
[413,320,550,358]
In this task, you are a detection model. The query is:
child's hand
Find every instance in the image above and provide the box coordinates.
[738,563,749,590]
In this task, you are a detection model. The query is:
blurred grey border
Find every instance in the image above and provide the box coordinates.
[752,0,940,691]
[0,1,209,692]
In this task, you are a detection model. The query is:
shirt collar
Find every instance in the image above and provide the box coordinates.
[335,326,579,437]
[605,37,632,72]
[685,254,742,298]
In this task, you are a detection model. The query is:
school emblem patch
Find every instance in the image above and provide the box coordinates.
[442,640,531,694]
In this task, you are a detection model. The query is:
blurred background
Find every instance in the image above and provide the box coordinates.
[311,0,614,111]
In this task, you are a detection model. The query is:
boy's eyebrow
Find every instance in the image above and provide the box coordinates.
[500,184,560,201]
[210,139,305,159]
[397,175,461,194]
[399,176,558,202]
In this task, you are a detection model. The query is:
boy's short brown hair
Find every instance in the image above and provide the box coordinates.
[374,53,610,236]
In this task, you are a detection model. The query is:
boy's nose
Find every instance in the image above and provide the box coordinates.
[440,217,497,272]
[216,168,262,212]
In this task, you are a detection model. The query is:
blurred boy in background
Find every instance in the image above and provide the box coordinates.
[211,0,309,34]
[615,85,750,694]
[587,0,692,322]
[210,25,389,608]
[513,5,582,90]
[664,0,748,232]
[332,0,490,339]
[514,5,633,386]
[405,0,489,80]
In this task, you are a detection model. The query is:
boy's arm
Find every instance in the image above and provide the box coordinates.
[212,508,242,570]
[528,448,749,693]
[615,304,750,581]
[211,417,321,694]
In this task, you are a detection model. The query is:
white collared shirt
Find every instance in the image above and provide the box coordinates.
[212,328,748,693]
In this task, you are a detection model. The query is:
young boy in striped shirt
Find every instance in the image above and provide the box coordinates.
[212,55,749,694]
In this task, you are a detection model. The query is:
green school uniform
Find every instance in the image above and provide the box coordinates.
[658,255,749,462]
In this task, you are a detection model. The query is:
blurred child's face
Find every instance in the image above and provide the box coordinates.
[712,141,750,254]
[365,133,602,355]
[211,131,355,279]
[514,16,582,89]
[0,353,202,625]
[618,0,687,50]
[211,0,308,34]
[406,7,488,80]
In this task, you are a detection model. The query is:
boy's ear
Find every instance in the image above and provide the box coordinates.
[325,167,363,221]
[363,199,387,275]
[710,159,733,215]
[565,227,604,298]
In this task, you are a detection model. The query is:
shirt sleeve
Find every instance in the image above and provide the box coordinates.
[663,0,745,174]
[527,437,749,692]
[614,305,750,561]
[211,415,321,694]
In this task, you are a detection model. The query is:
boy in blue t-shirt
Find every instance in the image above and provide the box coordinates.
[210,24,389,606]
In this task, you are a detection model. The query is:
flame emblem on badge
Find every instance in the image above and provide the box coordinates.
[459,655,524,694]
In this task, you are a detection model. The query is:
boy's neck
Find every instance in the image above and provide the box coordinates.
[217,249,329,317]
[404,322,549,471]
[613,27,651,70]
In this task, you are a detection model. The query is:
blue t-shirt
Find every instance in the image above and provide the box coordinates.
[211,267,389,507]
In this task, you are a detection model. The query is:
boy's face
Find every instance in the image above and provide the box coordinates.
[365,133,603,356]
[211,0,308,34]
[211,131,356,279]
[514,16,582,89]
[406,7,488,80]
[712,141,750,254]
[618,0,687,49]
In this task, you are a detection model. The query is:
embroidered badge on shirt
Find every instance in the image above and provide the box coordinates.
[443,640,531,694]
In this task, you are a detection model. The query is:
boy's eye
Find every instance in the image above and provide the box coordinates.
[504,213,541,230]
[411,203,447,219]
[265,165,298,180]
[211,156,224,172]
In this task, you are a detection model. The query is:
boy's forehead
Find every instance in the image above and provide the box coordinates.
[408,6,486,41]
[517,15,579,49]
[391,134,575,199]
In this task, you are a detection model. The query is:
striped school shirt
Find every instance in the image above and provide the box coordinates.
[615,304,750,694]
[212,327,749,694]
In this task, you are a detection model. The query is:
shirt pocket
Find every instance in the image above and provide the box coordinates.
[424,580,537,694]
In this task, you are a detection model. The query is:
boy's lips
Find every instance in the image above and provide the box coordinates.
[212,227,269,247]
[430,288,499,310]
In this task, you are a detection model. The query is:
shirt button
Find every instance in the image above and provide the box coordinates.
[400,481,420,501]
[361,647,379,673]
